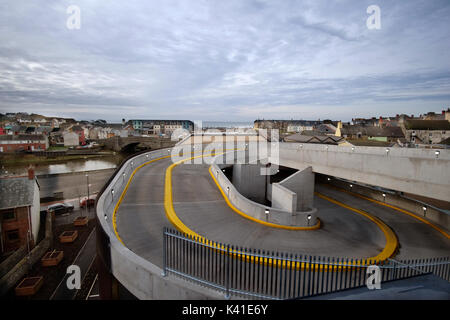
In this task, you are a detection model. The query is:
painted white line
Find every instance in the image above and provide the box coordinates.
[86,273,99,300]
[49,228,96,300]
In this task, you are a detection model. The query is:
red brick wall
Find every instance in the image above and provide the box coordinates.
[1,206,33,254]
[0,142,46,152]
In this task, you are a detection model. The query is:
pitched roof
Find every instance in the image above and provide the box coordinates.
[439,137,450,145]
[284,133,344,144]
[340,125,404,137]
[346,139,396,147]
[404,120,450,130]
[0,134,46,141]
[0,177,36,210]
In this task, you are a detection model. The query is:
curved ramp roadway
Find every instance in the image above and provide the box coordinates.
[315,184,450,259]
[112,153,450,267]
[171,162,385,258]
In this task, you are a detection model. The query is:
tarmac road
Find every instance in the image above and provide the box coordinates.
[114,154,449,269]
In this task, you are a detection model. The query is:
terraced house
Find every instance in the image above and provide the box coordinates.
[403,119,450,145]
[0,134,48,153]
[0,168,40,255]
[129,119,194,136]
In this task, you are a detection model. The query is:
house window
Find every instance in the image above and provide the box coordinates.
[6,229,20,242]
[429,133,432,137]
[2,208,16,221]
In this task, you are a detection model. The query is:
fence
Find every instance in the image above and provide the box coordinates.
[163,228,450,300]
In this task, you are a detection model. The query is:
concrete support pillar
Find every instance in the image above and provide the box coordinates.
[232,163,266,203]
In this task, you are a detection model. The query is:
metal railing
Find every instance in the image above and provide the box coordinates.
[163,228,450,300]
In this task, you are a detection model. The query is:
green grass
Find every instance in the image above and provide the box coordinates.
[47,146,68,151]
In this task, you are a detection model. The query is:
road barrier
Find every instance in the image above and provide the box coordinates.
[163,228,450,300]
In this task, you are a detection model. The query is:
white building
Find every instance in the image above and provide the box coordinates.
[63,132,79,146]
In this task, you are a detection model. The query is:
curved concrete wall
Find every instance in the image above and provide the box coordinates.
[272,143,450,202]
[210,152,318,227]
[96,140,450,298]
[96,147,224,300]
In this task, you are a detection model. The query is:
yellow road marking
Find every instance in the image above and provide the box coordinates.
[109,150,400,271]
[315,192,398,262]
[326,185,450,240]
[112,155,172,245]
[208,166,321,230]
[164,153,395,269]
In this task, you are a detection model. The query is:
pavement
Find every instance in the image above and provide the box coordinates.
[114,154,450,271]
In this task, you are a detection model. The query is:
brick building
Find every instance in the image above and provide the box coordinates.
[0,134,48,152]
[0,168,41,255]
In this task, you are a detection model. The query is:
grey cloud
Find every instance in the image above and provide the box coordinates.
[0,0,449,121]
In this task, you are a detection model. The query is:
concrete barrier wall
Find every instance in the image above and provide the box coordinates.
[270,143,450,202]
[211,156,317,227]
[96,141,449,298]
[271,183,296,212]
[96,147,226,300]
[0,246,26,279]
[232,163,266,203]
[277,166,315,211]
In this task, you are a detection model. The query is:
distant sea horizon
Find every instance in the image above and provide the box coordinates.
[201,121,254,128]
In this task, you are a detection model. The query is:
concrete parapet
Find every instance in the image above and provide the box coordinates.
[276,166,315,212]
[211,159,318,228]
[0,246,26,279]
[270,143,450,202]
[96,147,229,299]
[321,177,450,233]
[232,163,266,203]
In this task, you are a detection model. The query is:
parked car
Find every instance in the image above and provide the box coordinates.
[80,198,95,209]
[47,203,74,216]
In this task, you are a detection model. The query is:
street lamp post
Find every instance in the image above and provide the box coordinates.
[86,174,90,213]
[307,214,312,226]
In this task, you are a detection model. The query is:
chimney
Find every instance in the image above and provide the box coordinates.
[443,110,445,115]
[28,166,35,180]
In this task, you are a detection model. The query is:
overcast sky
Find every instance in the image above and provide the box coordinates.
[1,0,449,122]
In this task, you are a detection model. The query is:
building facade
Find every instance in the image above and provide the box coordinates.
[403,120,450,144]
[0,134,48,152]
[0,169,40,255]
[63,131,79,146]
[129,120,194,135]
